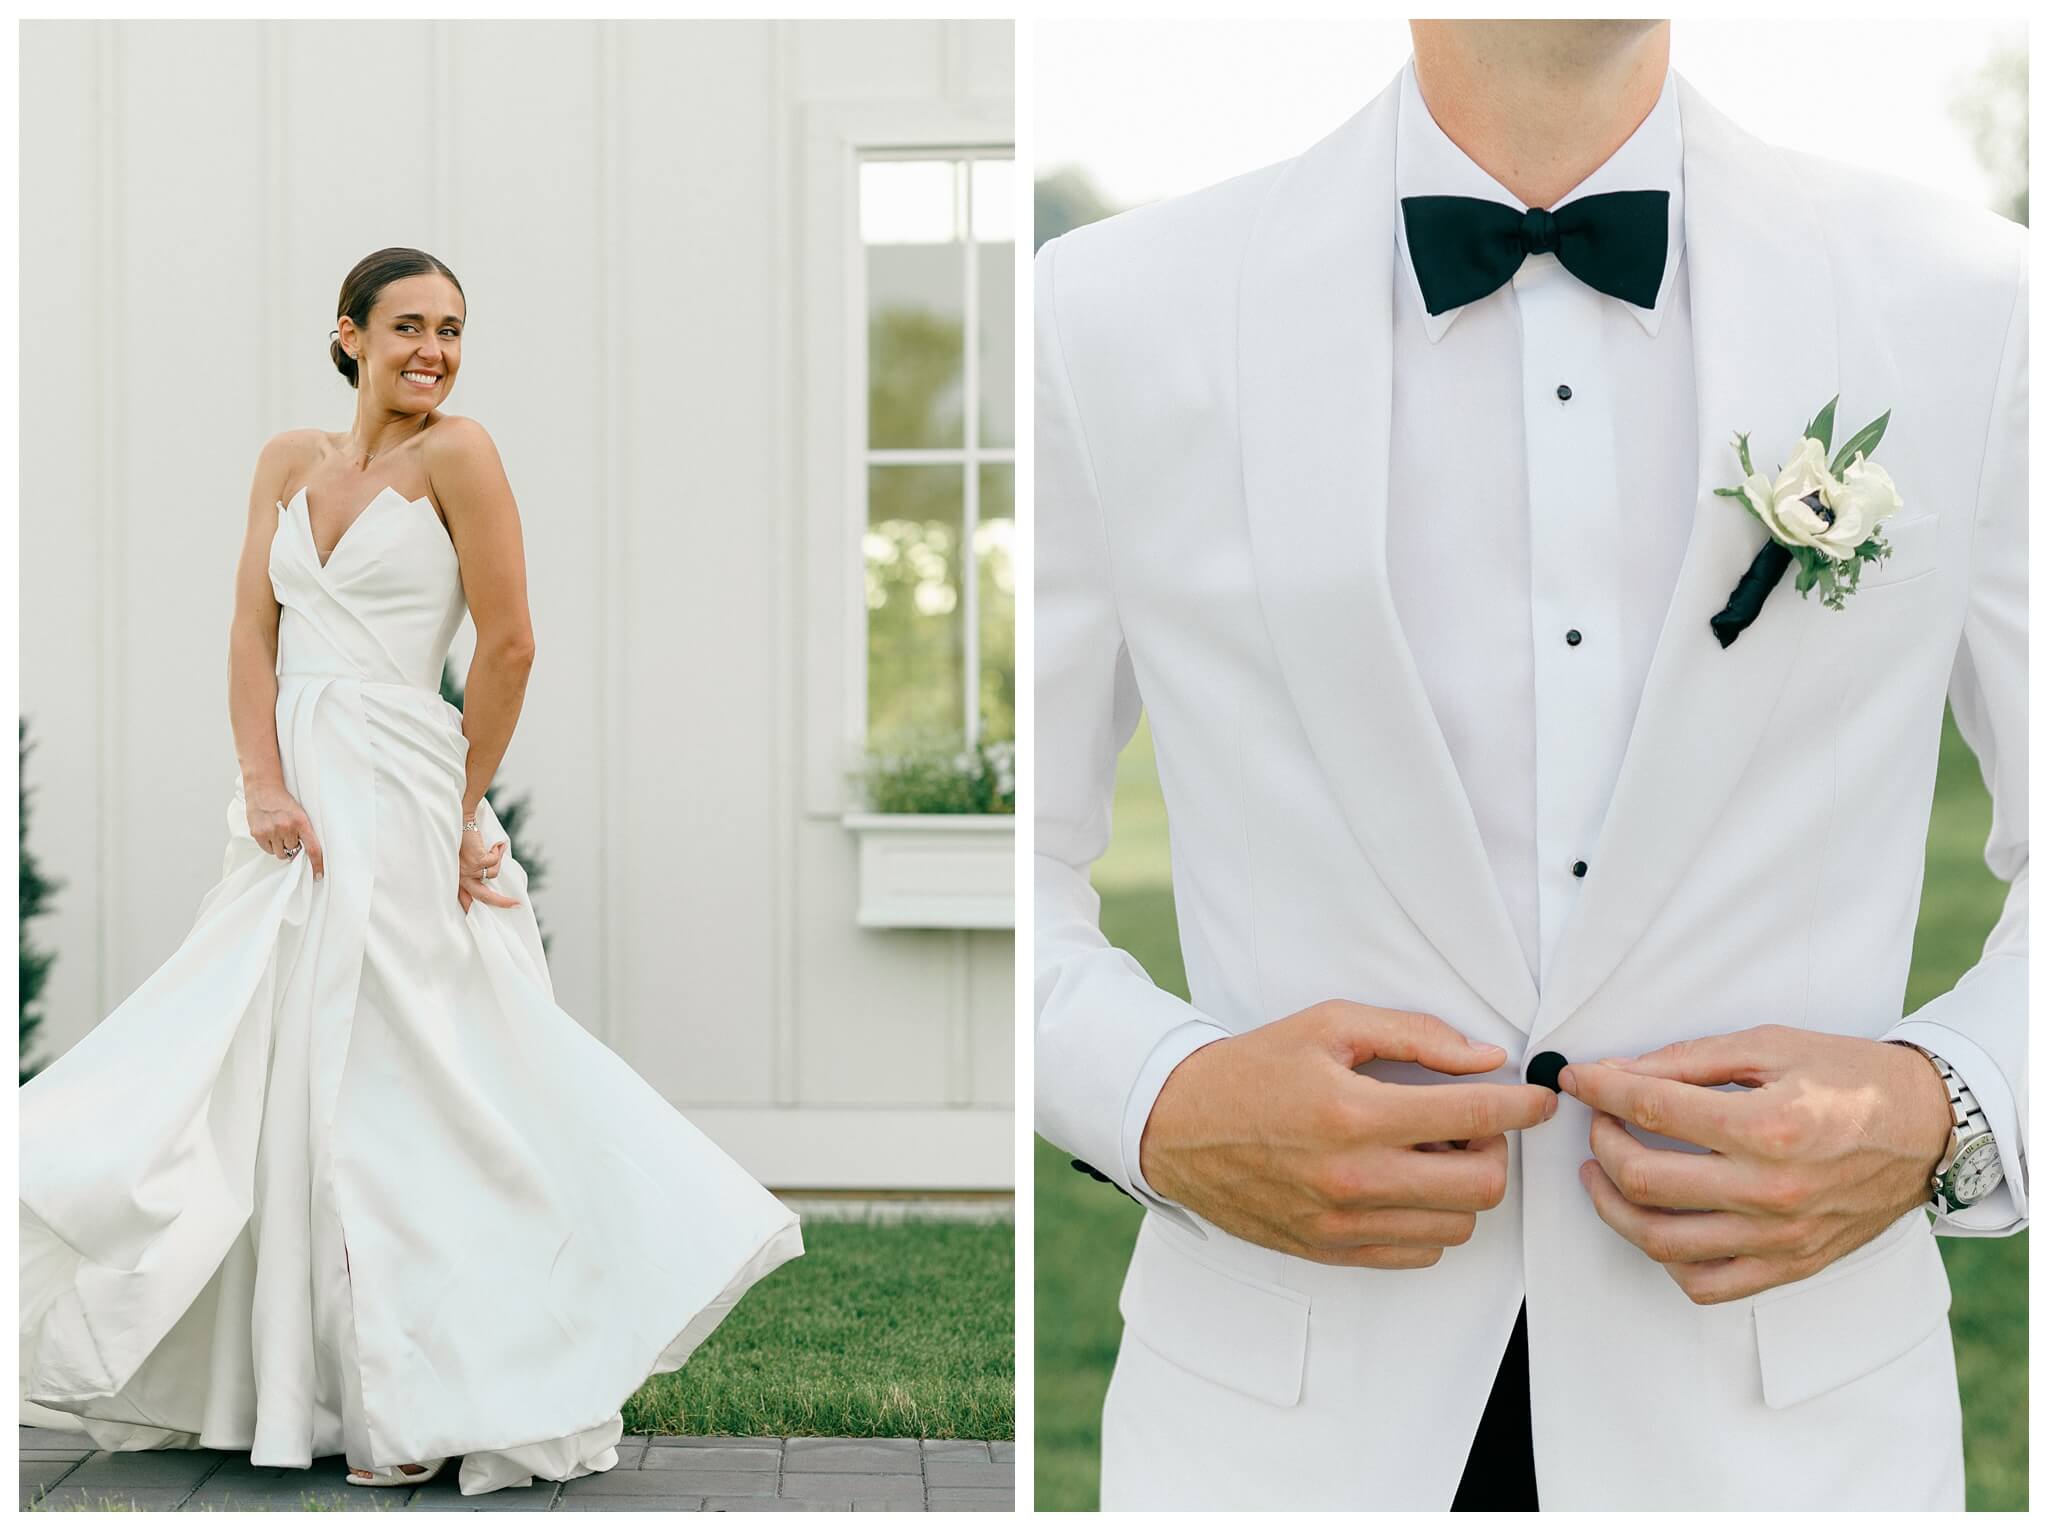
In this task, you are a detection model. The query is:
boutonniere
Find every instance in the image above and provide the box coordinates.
[1708,395,1902,648]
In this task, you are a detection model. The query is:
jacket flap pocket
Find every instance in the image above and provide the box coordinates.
[1752,1213,1952,1409]
[1118,1221,1311,1407]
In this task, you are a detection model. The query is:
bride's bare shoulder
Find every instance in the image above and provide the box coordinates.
[424,413,493,451]
[264,426,335,456]
[420,415,507,494]
[247,428,327,513]
[256,427,331,491]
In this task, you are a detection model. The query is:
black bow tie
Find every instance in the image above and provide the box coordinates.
[1400,190,1670,316]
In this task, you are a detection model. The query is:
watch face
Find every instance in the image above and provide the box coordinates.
[1951,1135,2004,1206]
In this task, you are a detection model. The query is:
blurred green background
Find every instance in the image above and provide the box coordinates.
[1034,708,2028,1510]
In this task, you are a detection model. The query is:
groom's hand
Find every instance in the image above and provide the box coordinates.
[1139,1001,1558,1267]
[1559,1025,1954,1305]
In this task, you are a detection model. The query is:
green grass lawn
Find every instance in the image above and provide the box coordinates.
[625,1218,1014,1441]
[1037,710,2026,1510]
[25,1221,1012,1511]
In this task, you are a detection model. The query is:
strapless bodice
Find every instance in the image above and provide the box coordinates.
[270,484,466,692]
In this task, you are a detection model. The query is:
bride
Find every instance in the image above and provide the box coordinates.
[18,247,804,1497]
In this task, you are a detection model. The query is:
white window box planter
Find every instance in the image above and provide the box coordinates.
[843,813,1015,929]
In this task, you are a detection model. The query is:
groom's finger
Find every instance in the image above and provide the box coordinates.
[1558,1060,1746,1155]
[1609,1026,1793,1089]
[1307,1242,1447,1270]
[1327,1004,1509,1077]
[1578,1159,1763,1264]
[1303,1206,1477,1252]
[1383,1135,1512,1213]
[1588,1112,1764,1213]
[1372,1079,1558,1146]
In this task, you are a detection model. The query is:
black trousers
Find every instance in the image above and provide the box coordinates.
[1452,1301,1538,1511]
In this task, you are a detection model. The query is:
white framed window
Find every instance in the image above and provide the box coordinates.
[857,148,1016,752]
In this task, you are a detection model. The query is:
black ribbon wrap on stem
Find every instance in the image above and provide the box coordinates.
[1710,490,1832,648]
[1709,540,1793,648]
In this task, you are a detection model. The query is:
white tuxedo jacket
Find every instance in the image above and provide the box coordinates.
[1034,70,2028,1511]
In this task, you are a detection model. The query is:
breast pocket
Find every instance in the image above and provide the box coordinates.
[1751,1209,1953,1409]
[1852,512,1939,593]
[1117,1216,1312,1408]
[1789,511,1948,719]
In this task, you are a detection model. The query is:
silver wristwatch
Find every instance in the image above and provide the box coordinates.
[1895,1042,2003,1212]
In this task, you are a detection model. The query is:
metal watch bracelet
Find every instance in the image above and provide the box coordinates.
[1890,1040,2001,1212]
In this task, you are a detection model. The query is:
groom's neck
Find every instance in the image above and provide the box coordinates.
[1409,20,1672,210]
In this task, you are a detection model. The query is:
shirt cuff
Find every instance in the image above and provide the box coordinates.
[1884,1019,2028,1235]
[1118,1019,1235,1231]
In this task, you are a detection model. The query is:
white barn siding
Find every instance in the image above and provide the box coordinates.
[18,18,1016,1189]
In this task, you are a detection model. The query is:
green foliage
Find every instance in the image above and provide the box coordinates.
[439,661,551,953]
[1716,483,1766,530]
[1037,710,2028,1510]
[868,308,964,450]
[1788,529,1891,612]
[1951,40,2028,227]
[860,737,1015,816]
[19,720,58,1084]
[1830,409,1891,478]
[864,311,1016,747]
[623,1218,1014,1440]
[867,501,966,741]
[1034,166,1123,250]
[1803,394,1839,455]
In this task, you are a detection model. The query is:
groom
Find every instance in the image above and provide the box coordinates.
[1034,19,2026,1512]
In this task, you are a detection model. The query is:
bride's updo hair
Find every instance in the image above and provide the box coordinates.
[331,247,466,389]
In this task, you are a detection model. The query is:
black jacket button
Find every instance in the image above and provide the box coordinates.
[1526,1051,1569,1092]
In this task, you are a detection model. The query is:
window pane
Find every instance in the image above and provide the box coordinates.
[861,159,959,244]
[864,159,964,449]
[976,463,1016,744]
[970,157,1014,243]
[866,464,965,745]
[976,162,1015,448]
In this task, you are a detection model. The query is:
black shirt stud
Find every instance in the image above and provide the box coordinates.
[1525,1051,1569,1093]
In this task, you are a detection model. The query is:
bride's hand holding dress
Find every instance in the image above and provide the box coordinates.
[457,828,515,913]
[244,782,325,880]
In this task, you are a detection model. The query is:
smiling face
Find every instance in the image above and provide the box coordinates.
[339,272,465,411]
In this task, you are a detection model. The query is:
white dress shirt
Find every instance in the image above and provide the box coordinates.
[1121,58,2015,1231]
[1386,59,1694,992]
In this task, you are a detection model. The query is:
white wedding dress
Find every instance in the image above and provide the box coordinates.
[19,484,804,1495]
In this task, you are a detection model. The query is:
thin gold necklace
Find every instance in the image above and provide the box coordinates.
[348,410,428,471]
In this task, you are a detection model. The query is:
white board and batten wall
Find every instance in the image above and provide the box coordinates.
[18,20,1016,1190]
